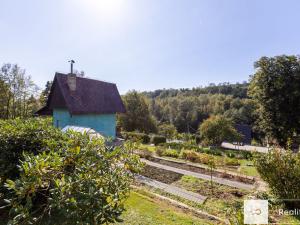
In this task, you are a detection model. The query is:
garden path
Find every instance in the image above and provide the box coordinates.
[135,175,207,204]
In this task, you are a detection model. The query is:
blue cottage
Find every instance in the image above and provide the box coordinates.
[36,73,126,138]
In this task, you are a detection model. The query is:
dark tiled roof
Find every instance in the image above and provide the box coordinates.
[36,73,125,115]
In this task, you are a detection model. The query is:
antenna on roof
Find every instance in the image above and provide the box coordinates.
[68,60,75,74]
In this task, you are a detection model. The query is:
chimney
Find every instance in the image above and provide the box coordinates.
[67,73,76,91]
[67,59,76,91]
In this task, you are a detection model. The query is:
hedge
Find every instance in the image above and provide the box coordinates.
[121,131,150,144]
[151,135,166,145]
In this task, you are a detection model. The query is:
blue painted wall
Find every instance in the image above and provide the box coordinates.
[53,108,116,138]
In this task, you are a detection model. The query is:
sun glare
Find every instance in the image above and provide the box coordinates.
[82,0,125,20]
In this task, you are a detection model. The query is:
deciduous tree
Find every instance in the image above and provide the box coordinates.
[199,115,242,146]
[248,55,300,146]
[118,91,157,133]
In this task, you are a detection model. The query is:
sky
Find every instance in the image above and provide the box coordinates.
[0,0,300,94]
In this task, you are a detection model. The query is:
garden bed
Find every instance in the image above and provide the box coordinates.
[148,156,255,185]
[140,165,183,184]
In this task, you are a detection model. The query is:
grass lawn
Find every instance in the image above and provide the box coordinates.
[172,175,248,217]
[140,144,156,152]
[117,191,214,225]
[238,159,259,177]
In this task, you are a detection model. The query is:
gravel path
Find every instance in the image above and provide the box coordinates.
[135,174,207,204]
[141,159,254,190]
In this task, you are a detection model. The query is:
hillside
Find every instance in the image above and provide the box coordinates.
[142,82,255,133]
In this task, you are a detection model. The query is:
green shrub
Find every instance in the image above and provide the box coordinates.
[180,150,199,162]
[225,151,236,158]
[225,158,240,166]
[251,139,261,146]
[155,147,165,157]
[151,135,166,145]
[240,151,253,160]
[180,150,221,165]
[136,148,153,159]
[197,153,212,164]
[190,134,201,144]
[202,148,223,156]
[162,149,179,158]
[160,142,200,151]
[3,134,142,224]
[255,148,300,209]
[121,132,150,144]
[0,118,67,183]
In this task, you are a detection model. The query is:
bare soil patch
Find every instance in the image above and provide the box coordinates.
[149,156,255,185]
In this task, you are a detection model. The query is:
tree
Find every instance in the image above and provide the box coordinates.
[0,63,39,119]
[199,115,242,146]
[207,156,216,195]
[158,123,177,139]
[0,80,10,117]
[248,55,300,147]
[118,91,157,133]
[39,81,53,105]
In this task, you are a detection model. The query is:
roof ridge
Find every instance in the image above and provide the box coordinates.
[55,72,116,85]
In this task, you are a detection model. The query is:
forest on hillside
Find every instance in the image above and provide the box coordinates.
[144,82,255,133]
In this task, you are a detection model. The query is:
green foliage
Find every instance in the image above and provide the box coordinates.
[248,55,300,146]
[144,82,249,99]
[202,148,223,156]
[159,142,250,159]
[180,150,200,163]
[0,63,39,119]
[119,84,256,136]
[207,155,216,195]
[161,149,179,158]
[226,202,244,225]
[39,81,52,105]
[225,151,236,158]
[155,147,165,157]
[121,131,150,144]
[118,91,157,133]
[255,148,300,208]
[199,115,242,146]
[136,148,153,159]
[0,118,142,224]
[155,147,180,158]
[148,90,256,133]
[157,123,177,139]
[150,135,166,145]
[179,149,240,166]
[159,142,200,151]
[251,138,261,146]
[0,118,67,182]
[224,158,240,166]
[3,134,142,224]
